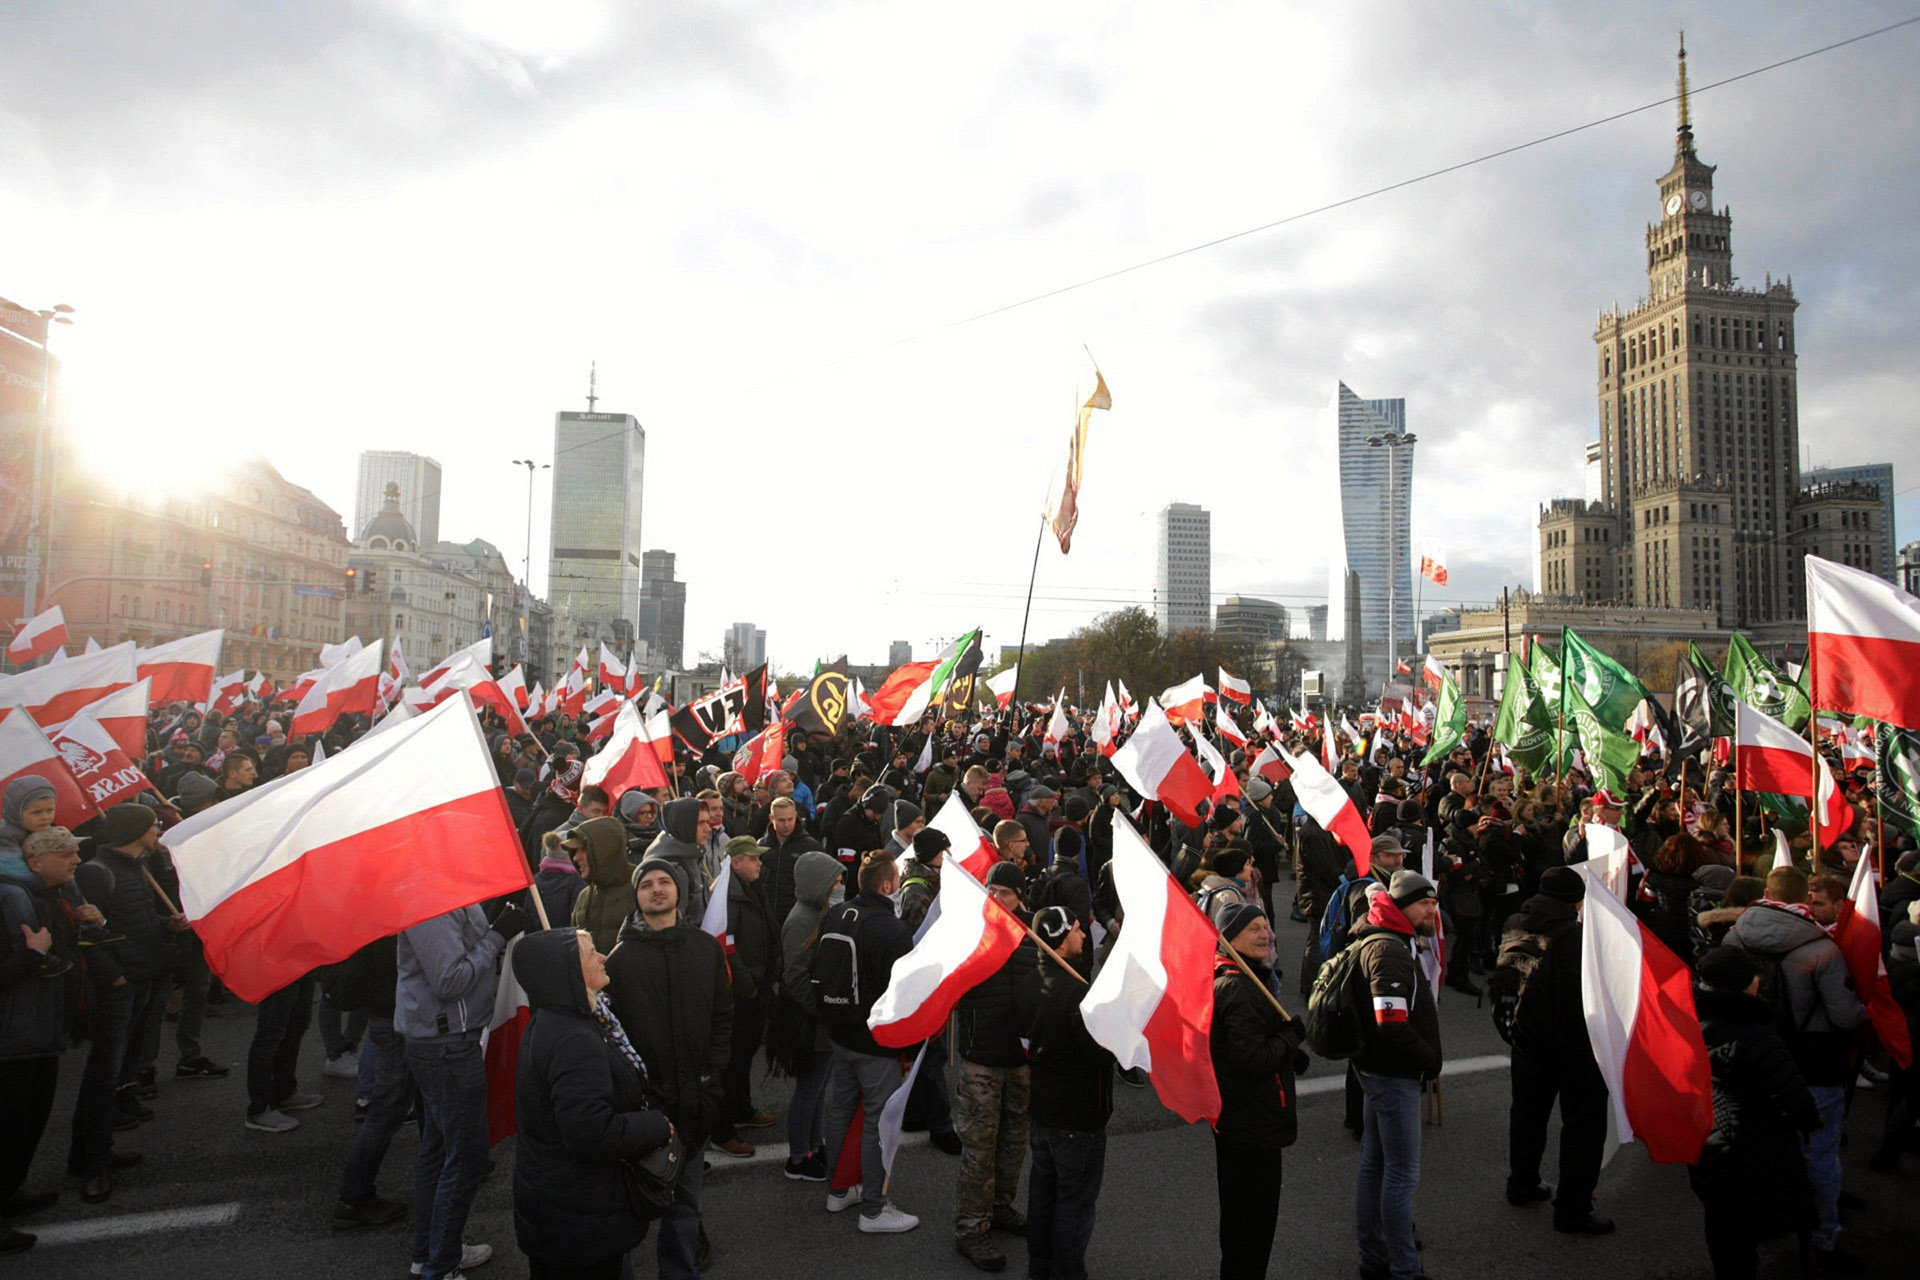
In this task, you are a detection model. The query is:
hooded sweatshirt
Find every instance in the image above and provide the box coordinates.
[0,776,55,880]
[781,851,843,1053]
[568,816,637,956]
[642,798,710,925]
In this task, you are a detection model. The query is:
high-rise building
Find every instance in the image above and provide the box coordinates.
[1541,39,1810,627]
[1214,596,1289,646]
[888,640,913,667]
[1801,463,1895,578]
[637,548,685,669]
[548,411,644,652]
[1584,441,1605,504]
[1329,382,1414,650]
[1153,503,1211,633]
[355,452,442,551]
[725,622,766,671]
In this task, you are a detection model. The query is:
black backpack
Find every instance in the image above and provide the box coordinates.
[322,935,398,1013]
[1486,919,1575,1046]
[1304,936,1373,1059]
[809,900,867,1012]
[1753,935,1822,1039]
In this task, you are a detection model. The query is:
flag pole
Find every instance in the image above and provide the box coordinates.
[1733,701,1745,871]
[1015,909,1088,984]
[1009,509,1048,712]
[1216,937,1291,1019]
[142,865,182,918]
[528,882,552,930]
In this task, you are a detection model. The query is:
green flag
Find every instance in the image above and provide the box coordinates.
[1493,657,1555,774]
[1565,677,1640,792]
[1876,723,1920,840]
[1422,671,1466,766]
[1561,628,1653,731]
[1723,633,1811,731]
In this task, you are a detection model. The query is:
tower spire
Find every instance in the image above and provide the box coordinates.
[1675,31,1694,155]
[586,361,598,412]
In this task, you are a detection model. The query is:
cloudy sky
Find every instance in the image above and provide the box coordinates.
[4,1,1917,671]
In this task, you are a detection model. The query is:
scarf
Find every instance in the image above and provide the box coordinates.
[592,991,649,1083]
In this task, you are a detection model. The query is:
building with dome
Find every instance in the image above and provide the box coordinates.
[345,482,492,675]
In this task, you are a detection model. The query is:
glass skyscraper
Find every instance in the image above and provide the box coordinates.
[548,411,644,651]
[1328,382,1414,648]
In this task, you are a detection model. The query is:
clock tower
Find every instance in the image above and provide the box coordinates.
[1649,37,1731,293]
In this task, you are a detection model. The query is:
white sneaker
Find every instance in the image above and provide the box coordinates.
[323,1052,359,1080]
[410,1243,493,1275]
[826,1187,860,1214]
[244,1108,298,1133]
[858,1203,919,1234]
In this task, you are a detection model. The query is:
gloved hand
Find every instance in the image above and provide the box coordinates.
[490,902,529,942]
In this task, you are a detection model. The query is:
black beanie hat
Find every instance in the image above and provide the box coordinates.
[1217,902,1267,943]
[912,828,951,859]
[1697,945,1758,993]
[103,802,158,847]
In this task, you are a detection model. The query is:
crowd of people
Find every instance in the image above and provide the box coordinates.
[2,686,1916,1279]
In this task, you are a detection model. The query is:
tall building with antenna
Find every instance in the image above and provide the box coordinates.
[549,366,645,651]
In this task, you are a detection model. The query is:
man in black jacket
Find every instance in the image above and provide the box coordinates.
[1025,907,1111,1280]
[1500,867,1613,1234]
[711,838,777,1158]
[606,856,731,1280]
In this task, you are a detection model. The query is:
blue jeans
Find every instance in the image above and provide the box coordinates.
[823,1044,905,1217]
[408,1034,490,1280]
[656,1137,707,1280]
[787,1047,831,1159]
[1027,1122,1106,1280]
[339,1015,411,1205]
[68,977,134,1174]
[247,977,314,1115]
[1803,1083,1846,1249]
[1355,1071,1422,1280]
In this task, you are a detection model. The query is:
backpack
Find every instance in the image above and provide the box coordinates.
[1752,936,1822,1039]
[1316,873,1365,960]
[1304,936,1374,1059]
[1486,918,1575,1046]
[1030,864,1079,916]
[809,900,867,1012]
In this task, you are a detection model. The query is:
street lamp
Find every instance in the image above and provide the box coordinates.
[6,303,76,618]
[511,458,549,670]
[1366,430,1419,677]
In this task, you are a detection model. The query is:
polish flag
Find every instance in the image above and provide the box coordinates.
[1249,741,1292,784]
[1422,654,1445,693]
[1806,555,1920,730]
[1733,701,1852,847]
[0,711,103,829]
[319,637,365,670]
[1278,742,1371,876]
[1839,721,1875,773]
[1575,858,1713,1164]
[1217,668,1252,706]
[1836,853,1913,1068]
[167,696,532,1004]
[206,669,249,716]
[581,701,670,805]
[136,629,224,705]
[985,666,1019,709]
[1252,704,1279,743]
[377,639,410,710]
[422,653,531,738]
[484,937,531,1146]
[246,673,275,704]
[1419,553,1449,586]
[927,790,998,881]
[1191,730,1240,804]
[7,606,68,665]
[0,642,137,726]
[1043,690,1070,757]
[290,641,384,737]
[51,678,151,762]
[1090,683,1120,758]
[623,652,641,697]
[1158,675,1208,727]
[499,664,528,712]
[282,668,325,707]
[868,853,1025,1047]
[419,637,492,690]
[1213,704,1248,750]
[1079,816,1221,1125]
[525,682,546,718]
[598,642,627,691]
[1110,700,1213,828]
[731,719,787,786]
[701,856,736,954]
[559,664,588,717]
[49,706,157,812]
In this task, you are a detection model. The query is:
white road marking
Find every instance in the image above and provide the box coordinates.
[31,1202,243,1247]
[1299,1053,1508,1095]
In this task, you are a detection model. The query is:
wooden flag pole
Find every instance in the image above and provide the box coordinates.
[141,865,182,918]
[529,885,552,930]
[1216,938,1291,1019]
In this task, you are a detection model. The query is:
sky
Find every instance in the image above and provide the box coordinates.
[4,1,1918,672]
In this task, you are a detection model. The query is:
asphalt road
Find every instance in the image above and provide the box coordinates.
[14,905,1915,1279]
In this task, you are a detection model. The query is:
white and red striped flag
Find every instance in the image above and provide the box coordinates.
[927,790,997,881]
[1575,857,1713,1164]
[1214,703,1248,750]
[1116,679,1137,722]
[1043,690,1070,757]
[701,855,737,955]
[1191,729,1241,805]
[581,701,670,805]
[1279,741,1372,875]
[136,628,223,706]
[54,678,151,761]
[597,642,627,692]
[1732,700,1852,847]
[1806,554,1920,730]
[1421,654,1445,693]
[1109,700,1212,828]
[7,606,68,665]
[419,637,491,690]
[422,653,531,738]
[49,706,158,812]
[499,664,528,713]
[167,695,531,1003]
[0,642,137,726]
[1158,674,1208,727]
[318,637,365,670]
[1837,853,1913,1068]
[290,640,384,737]
[0,710,102,829]
[485,937,531,1146]
[1217,668,1252,707]
[1249,741,1292,784]
[206,669,249,717]
[985,666,1019,710]
[1090,682,1121,758]
[282,667,325,708]
[731,719,787,786]
[868,853,1024,1047]
[1078,815,1221,1125]
[1419,552,1448,586]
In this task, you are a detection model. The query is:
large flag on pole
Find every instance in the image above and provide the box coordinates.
[0,642,137,725]
[582,701,671,805]
[7,605,68,665]
[1806,554,1920,730]
[1420,670,1465,765]
[484,938,531,1146]
[135,629,224,706]
[1157,675,1208,727]
[167,696,531,1003]
[867,857,1025,1047]
[1723,632,1810,731]
[1732,700,1852,847]
[1492,656,1554,775]
[0,711,101,829]
[1078,816,1220,1125]
[985,666,1019,710]
[1565,677,1640,793]
[51,677,151,761]
[1217,668,1251,707]
[1049,370,1111,554]
[1562,628,1653,731]
[48,706,158,812]
[867,630,982,727]
[926,791,997,881]
[291,641,384,737]
[1109,700,1212,828]
[1278,741,1372,875]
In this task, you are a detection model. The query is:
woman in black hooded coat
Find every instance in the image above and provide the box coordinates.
[512,927,675,1279]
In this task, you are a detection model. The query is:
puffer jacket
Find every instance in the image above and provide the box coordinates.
[954,936,1040,1068]
[511,929,673,1266]
[1210,958,1308,1151]
[569,817,637,955]
[1350,895,1442,1081]
[0,870,78,1059]
[641,799,711,925]
[781,851,842,1053]
[604,914,730,1144]
[75,847,168,986]
[1689,984,1819,1227]
[1725,901,1864,1084]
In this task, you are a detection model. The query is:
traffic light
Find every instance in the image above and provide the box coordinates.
[345,567,358,593]
[363,569,376,594]
[200,561,212,587]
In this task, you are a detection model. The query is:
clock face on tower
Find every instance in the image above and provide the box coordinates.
[1689,189,1708,211]
[1665,194,1682,216]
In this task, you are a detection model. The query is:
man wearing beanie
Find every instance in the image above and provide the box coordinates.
[1690,945,1821,1279]
[1349,869,1442,1280]
[1024,905,1111,1280]
[1496,865,1613,1234]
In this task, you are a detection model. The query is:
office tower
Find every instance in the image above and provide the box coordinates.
[355,451,442,550]
[1154,503,1211,634]
[638,548,686,669]
[1329,382,1413,650]
[1213,596,1288,646]
[726,622,766,671]
[548,410,645,650]
[889,640,913,667]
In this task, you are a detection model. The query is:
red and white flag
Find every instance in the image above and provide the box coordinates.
[1732,701,1851,847]
[581,701,670,805]
[0,642,137,726]
[0,710,102,830]
[1191,730,1240,804]
[55,678,151,761]
[1419,552,1448,586]
[559,662,588,717]
[1837,854,1913,1069]
[319,637,365,670]
[1279,742,1371,875]
[419,637,492,690]
[136,628,223,706]
[1043,690,1070,757]
[1116,679,1137,722]
[1214,704,1248,750]
[1421,654,1445,693]
[7,606,68,665]
[1158,674,1208,727]
[1090,682,1121,758]
[597,642,627,692]
[49,706,158,812]
[377,639,411,709]
[1249,741,1292,784]
[927,790,998,881]
[1110,700,1213,828]
[731,719,787,786]
[1806,554,1920,730]
[985,666,1019,710]
[701,856,736,955]
[283,667,325,708]
[484,937,531,1146]
[1252,704,1279,742]
[1078,816,1221,1125]
[1217,668,1251,706]
[206,669,249,717]
[291,640,384,737]
[167,696,532,1003]
[499,664,528,712]
[868,853,1025,1048]
[422,653,531,738]
[1575,858,1713,1164]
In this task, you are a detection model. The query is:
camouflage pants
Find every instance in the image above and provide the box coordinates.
[952,1058,1029,1238]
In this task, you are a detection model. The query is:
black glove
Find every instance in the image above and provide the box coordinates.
[490,903,529,942]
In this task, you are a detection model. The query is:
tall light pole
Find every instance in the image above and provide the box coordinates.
[1367,430,1418,678]
[511,458,548,671]
[4,302,76,618]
